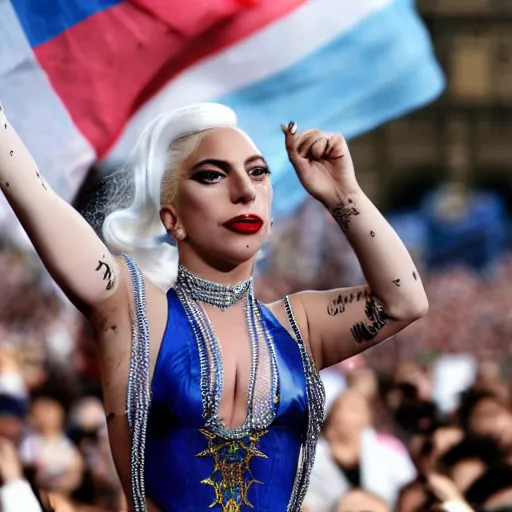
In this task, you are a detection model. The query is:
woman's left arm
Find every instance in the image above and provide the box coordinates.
[279,123,428,369]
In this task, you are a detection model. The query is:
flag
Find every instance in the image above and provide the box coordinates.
[1,0,444,220]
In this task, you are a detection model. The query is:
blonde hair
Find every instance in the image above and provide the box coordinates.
[102,103,239,290]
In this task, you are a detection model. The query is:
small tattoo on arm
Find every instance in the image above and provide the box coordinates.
[35,170,47,190]
[370,231,375,237]
[351,296,389,343]
[96,259,116,291]
[5,182,9,188]
[327,288,369,316]
[9,150,13,156]
[330,198,360,234]
[393,279,401,287]
[413,271,418,281]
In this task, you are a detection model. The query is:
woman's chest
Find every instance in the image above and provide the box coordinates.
[149,297,309,431]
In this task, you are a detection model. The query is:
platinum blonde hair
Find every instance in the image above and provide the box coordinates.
[102,103,241,291]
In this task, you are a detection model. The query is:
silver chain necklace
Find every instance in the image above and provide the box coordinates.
[174,264,279,439]
[176,264,252,310]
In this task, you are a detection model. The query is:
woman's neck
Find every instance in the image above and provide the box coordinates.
[178,251,254,286]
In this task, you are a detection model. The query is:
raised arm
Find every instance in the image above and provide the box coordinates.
[280,123,428,369]
[0,104,121,312]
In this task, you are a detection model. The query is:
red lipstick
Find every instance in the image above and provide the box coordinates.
[222,214,264,235]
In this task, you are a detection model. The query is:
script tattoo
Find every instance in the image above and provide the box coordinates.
[327,289,369,316]
[330,198,360,234]
[96,259,116,291]
[350,296,389,343]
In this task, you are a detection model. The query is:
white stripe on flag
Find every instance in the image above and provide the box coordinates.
[0,0,95,209]
[104,0,392,163]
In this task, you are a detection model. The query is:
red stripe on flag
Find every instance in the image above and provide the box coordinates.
[34,0,307,157]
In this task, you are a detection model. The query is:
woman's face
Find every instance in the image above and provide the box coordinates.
[166,127,273,270]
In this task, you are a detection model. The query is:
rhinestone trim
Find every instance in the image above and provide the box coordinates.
[122,254,151,512]
[283,296,326,512]
[122,256,322,511]
[176,264,251,311]
[174,274,279,439]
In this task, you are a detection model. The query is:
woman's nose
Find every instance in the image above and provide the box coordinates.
[230,171,256,204]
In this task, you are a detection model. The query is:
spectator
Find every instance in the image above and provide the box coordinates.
[20,397,83,496]
[0,437,42,512]
[336,489,390,512]
[465,465,512,510]
[438,436,505,493]
[304,390,416,511]
[458,390,512,455]
[396,478,435,512]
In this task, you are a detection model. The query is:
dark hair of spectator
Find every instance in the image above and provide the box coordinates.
[465,465,512,506]
[437,436,504,474]
[396,477,438,511]
[457,389,503,433]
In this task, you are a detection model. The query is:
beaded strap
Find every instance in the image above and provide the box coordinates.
[121,254,151,512]
[283,296,325,512]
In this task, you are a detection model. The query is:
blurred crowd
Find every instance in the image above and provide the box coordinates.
[0,200,512,511]
[302,352,512,512]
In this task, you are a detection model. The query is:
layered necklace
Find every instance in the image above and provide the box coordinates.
[174,264,279,439]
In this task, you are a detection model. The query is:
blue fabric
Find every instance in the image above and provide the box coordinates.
[11,0,122,46]
[145,289,307,512]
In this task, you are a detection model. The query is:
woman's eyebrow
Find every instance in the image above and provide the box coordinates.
[245,155,267,165]
[189,159,231,173]
[189,155,267,173]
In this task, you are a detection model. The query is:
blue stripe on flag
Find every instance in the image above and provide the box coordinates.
[217,0,444,219]
[11,0,122,47]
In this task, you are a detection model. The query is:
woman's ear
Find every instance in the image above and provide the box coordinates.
[160,205,186,240]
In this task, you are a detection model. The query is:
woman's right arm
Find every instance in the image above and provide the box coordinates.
[0,105,122,312]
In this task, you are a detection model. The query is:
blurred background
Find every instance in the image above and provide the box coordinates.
[2,0,512,511]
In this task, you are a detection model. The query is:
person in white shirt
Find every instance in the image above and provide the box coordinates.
[0,437,42,512]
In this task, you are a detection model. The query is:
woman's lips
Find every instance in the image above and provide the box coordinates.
[222,214,264,234]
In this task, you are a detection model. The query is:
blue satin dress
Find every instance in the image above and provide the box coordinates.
[144,289,309,512]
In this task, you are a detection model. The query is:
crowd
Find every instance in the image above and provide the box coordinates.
[0,199,511,511]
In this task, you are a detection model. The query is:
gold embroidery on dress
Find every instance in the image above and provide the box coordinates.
[196,429,268,511]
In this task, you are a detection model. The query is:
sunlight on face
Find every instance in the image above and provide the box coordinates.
[172,127,273,269]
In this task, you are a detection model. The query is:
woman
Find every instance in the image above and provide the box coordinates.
[304,390,416,511]
[0,102,428,511]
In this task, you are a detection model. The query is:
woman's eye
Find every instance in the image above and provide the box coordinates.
[192,170,225,184]
[249,167,271,179]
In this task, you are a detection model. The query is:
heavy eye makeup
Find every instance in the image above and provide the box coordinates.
[190,165,271,185]
[248,166,271,179]
[191,170,225,184]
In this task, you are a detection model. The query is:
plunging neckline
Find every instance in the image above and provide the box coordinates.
[175,290,280,439]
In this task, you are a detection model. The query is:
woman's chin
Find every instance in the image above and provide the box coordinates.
[213,242,262,268]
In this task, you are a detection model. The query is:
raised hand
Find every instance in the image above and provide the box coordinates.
[282,122,358,208]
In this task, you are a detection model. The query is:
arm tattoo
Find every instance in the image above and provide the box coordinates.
[327,289,369,316]
[35,170,47,190]
[329,198,359,234]
[393,279,401,287]
[96,259,116,291]
[350,296,389,343]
